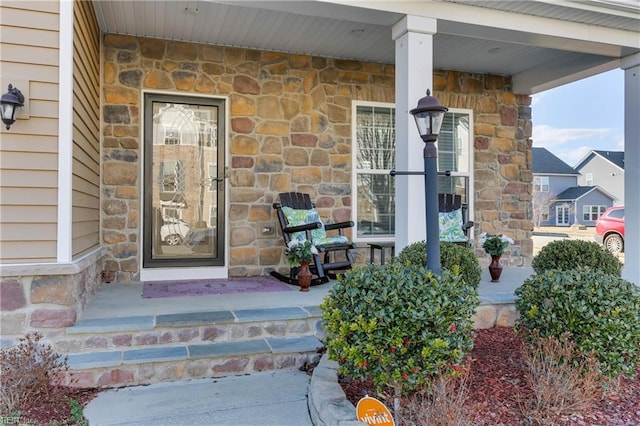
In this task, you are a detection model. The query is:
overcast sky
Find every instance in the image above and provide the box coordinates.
[531,68,625,167]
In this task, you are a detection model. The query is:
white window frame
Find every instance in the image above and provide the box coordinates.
[351,101,474,242]
[585,172,593,186]
[583,205,607,221]
[534,176,549,192]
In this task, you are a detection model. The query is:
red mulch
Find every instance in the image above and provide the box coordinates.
[340,327,640,425]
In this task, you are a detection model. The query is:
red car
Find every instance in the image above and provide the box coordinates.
[595,206,625,254]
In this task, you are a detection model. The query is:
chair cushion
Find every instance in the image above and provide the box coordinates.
[439,208,467,242]
[282,206,348,246]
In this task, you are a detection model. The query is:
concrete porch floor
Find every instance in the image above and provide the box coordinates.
[79,266,534,321]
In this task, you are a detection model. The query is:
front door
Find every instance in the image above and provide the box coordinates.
[556,205,570,226]
[143,94,226,269]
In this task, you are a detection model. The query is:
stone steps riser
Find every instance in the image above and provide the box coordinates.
[55,318,322,354]
[56,302,517,388]
[67,351,322,388]
[63,334,323,388]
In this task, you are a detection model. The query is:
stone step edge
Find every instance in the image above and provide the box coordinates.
[66,306,323,335]
[66,335,324,370]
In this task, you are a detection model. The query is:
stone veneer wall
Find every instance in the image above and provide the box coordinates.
[102,34,532,282]
[0,249,105,344]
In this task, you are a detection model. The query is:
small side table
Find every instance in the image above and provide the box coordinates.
[368,242,396,265]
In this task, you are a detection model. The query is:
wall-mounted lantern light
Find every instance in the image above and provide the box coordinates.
[409,89,448,274]
[1,84,25,130]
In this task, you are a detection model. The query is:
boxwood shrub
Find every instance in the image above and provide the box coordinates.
[515,268,640,378]
[320,261,480,396]
[397,241,482,288]
[532,239,622,276]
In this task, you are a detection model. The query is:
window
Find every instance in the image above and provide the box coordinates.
[533,176,549,192]
[354,104,396,238]
[159,160,185,192]
[194,110,215,147]
[583,205,607,221]
[164,127,180,145]
[609,208,625,219]
[162,208,181,221]
[352,102,473,240]
[436,112,471,202]
[585,172,593,186]
[541,205,549,221]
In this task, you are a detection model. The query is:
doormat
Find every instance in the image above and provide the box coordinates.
[142,276,294,298]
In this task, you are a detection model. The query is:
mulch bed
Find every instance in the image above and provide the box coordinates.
[10,327,639,424]
[340,327,640,425]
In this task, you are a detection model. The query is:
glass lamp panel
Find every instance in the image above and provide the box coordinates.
[0,103,16,122]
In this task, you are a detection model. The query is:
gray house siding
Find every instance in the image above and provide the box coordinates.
[576,190,614,226]
[536,176,579,227]
[533,147,617,228]
[548,175,578,197]
[575,153,624,205]
[553,188,613,226]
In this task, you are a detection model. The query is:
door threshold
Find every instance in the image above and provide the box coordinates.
[140,266,228,282]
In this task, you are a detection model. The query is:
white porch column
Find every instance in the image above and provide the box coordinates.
[621,53,640,286]
[392,15,437,253]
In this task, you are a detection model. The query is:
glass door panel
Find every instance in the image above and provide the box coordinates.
[556,206,570,226]
[143,94,225,268]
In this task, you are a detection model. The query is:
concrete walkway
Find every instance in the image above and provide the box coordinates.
[84,369,313,426]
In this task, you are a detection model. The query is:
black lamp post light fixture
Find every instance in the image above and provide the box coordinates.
[1,84,25,130]
[409,89,448,274]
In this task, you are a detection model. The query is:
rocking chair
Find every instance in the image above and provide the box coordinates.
[438,193,474,246]
[270,192,357,286]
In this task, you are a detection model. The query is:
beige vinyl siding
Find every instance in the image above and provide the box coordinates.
[1,188,58,207]
[71,0,101,257]
[0,2,60,263]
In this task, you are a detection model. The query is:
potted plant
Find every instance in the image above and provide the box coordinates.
[285,240,317,291]
[478,233,514,282]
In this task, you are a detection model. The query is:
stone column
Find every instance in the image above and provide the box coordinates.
[392,15,437,253]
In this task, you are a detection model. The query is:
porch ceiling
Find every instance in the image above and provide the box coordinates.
[92,0,640,94]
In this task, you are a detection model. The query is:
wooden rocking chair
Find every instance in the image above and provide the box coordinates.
[270,192,357,286]
[438,193,474,246]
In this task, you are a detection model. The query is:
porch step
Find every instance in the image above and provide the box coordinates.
[56,306,325,388]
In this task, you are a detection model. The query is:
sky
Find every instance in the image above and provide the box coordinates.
[531,68,625,167]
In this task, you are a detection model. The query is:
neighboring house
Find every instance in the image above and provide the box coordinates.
[554,186,617,227]
[574,150,625,206]
[532,147,616,227]
[1,1,639,344]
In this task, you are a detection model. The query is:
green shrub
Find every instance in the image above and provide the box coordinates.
[515,269,640,378]
[320,261,480,396]
[397,241,482,287]
[532,239,622,276]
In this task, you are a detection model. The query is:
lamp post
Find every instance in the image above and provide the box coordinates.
[409,89,448,274]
